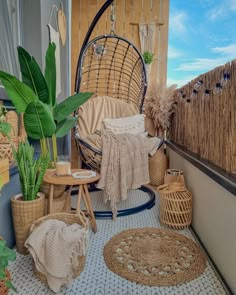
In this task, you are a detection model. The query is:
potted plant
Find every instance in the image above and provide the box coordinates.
[0,238,16,293]
[0,43,93,165]
[142,51,154,82]
[11,140,49,254]
[142,51,154,65]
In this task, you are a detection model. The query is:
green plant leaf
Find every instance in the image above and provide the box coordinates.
[55,116,77,138]
[0,270,6,279]
[53,92,93,122]
[6,279,17,292]
[45,43,56,107]
[17,46,49,103]
[24,101,56,139]
[0,71,38,113]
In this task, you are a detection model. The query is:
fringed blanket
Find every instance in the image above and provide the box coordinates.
[25,219,89,293]
[97,131,161,217]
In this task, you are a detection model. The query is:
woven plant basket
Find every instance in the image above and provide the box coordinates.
[0,269,10,295]
[11,193,45,255]
[44,191,71,214]
[32,213,87,283]
[149,147,168,187]
[164,169,185,186]
[158,182,192,229]
[40,180,67,199]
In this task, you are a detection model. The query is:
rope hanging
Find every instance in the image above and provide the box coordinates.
[110,1,116,34]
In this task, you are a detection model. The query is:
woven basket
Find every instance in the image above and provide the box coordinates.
[11,193,45,254]
[40,180,67,200]
[44,191,71,214]
[158,182,192,229]
[164,169,185,185]
[32,213,87,283]
[149,147,168,187]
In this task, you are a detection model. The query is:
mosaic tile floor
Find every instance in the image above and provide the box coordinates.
[8,189,229,295]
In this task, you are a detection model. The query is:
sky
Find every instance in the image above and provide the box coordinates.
[167,0,236,87]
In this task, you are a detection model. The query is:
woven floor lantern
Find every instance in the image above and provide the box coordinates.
[158,182,192,229]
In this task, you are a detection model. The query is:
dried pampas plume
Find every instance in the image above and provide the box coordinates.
[144,84,177,133]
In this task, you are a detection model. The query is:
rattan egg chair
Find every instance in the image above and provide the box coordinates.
[73,0,161,217]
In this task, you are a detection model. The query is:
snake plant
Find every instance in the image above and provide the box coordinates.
[13,140,49,201]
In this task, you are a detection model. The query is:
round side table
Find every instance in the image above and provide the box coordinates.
[43,169,100,233]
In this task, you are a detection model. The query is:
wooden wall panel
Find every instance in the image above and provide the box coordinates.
[71,0,169,92]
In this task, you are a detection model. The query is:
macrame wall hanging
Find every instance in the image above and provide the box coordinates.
[139,23,156,83]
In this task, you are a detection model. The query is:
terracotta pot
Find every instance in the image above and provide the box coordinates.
[0,269,10,295]
[11,192,45,254]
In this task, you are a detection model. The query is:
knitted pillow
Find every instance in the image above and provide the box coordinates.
[103,114,145,134]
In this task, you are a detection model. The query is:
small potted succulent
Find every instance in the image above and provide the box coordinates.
[0,238,16,293]
[142,51,154,82]
[11,140,49,254]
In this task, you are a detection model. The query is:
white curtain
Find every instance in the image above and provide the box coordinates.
[0,0,20,78]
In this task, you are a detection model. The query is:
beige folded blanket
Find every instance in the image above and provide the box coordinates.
[25,219,89,293]
[97,131,161,217]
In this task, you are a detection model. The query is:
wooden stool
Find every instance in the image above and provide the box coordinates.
[43,169,100,232]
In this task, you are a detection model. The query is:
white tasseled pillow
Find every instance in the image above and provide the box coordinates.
[103,114,145,134]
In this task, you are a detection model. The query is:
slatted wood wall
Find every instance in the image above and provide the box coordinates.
[71,0,169,167]
[71,0,169,92]
[170,60,236,175]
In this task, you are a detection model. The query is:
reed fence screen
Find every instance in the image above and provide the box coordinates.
[169,60,236,175]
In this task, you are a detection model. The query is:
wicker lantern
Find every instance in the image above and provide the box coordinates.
[158,182,192,229]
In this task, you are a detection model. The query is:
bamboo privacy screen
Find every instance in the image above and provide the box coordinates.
[169,60,236,175]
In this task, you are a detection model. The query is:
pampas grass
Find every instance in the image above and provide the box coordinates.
[144,84,177,135]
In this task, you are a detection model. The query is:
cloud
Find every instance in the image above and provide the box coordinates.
[212,44,236,58]
[208,1,236,20]
[168,46,183,59]
[175,43,236,72]
[169,11,188,36]
[175,57,227,72]
[167,75,197,88]
[208,6,225,20]
[229,0,236,10]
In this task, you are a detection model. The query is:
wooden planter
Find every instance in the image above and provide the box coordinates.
[11,193,45,254]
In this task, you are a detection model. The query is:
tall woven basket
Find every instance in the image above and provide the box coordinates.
[149,147,168,187]
[158,182,192,229]
[11,193,45,254]
[31,213,87,283]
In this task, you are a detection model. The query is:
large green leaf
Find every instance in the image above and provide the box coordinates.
[53,92,93,122]
[44,43,56,107]
[17,46,49,103]
[0,71,38,113]
[24,100,56,139]
[55,116,77,138]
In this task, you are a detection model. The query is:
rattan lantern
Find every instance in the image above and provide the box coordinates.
[158,182,192,229]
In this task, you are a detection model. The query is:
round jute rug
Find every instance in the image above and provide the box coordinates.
[103,228,207,286]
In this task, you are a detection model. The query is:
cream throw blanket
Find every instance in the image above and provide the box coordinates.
[97,131,161,217]
[25,219,89,293]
